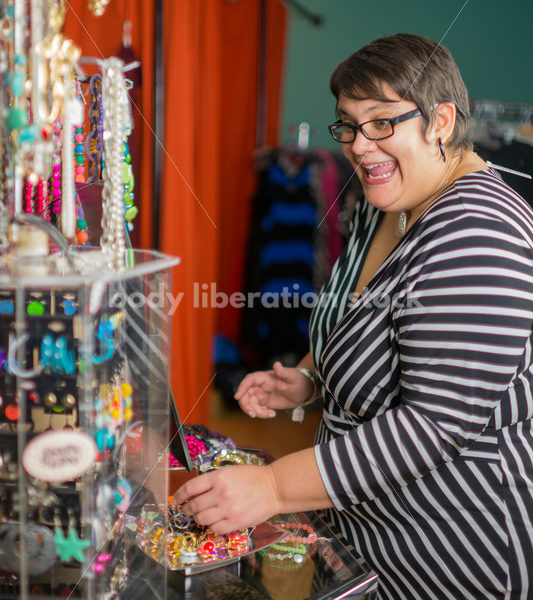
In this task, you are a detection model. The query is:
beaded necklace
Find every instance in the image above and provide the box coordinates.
[100,58,132,269]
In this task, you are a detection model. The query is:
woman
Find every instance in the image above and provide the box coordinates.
[174,34,533,599]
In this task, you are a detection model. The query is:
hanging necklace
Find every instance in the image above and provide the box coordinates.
[394,151,465,239]
[396,211,408,237]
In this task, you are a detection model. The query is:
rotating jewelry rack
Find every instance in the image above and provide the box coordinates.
[0,1,179,599]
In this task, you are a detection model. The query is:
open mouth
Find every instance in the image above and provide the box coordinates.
[362,160,397,182]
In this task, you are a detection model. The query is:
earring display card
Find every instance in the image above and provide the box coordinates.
[0,248,180,600]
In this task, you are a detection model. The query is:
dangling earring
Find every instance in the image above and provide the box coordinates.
[438,138,446,162]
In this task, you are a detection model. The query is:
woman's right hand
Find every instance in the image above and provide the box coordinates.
[234,361,314,418]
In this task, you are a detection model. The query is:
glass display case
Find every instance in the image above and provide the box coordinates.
[0,237,179,600]
[122,509,378,600]
[124,447,378,600]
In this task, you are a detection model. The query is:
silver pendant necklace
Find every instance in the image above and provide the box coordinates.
[396,210,407,237]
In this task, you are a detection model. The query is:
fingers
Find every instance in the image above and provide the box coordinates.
[173,466,279,536]
[238,392,276,419]
[234,370,273,399]
[272,361,293,381]
[172,471,213,506]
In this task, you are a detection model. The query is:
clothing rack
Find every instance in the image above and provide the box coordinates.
[470,100,533,124]
[469,100,533,146]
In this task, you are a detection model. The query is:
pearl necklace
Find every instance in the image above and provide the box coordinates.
[101,58,132,270]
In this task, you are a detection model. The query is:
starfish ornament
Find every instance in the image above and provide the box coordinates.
[54,526,91,562]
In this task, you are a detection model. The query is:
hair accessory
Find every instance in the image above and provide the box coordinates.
[438,137,446,162]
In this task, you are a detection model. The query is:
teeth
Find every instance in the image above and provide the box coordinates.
[364,161,395,169]
[367,171,392,180]
[364,159,396,180]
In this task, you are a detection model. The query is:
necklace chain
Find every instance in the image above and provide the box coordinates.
[394,150,465,238]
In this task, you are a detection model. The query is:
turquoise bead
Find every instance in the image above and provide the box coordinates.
[8,106,28,130]
[11,71,24,96]
[75,143,84,153]
[76,218,86,229]
[19,125,38,143]
[14,54,26,65]
[95,429,104,451]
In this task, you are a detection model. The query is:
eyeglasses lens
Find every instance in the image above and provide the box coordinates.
[331,119,394,142]
[363,120,393,140]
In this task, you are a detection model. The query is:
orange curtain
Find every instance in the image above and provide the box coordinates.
[64,0,287,425]
[216,0,287,345]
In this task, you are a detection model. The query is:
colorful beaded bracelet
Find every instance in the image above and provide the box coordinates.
[277,521,318,544]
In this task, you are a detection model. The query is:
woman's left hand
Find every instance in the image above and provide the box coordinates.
[172,464,281,534]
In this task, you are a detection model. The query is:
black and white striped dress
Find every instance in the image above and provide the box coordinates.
[310,169,533,600]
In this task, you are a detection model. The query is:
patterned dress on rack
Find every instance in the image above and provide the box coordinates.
[310,169,533,600]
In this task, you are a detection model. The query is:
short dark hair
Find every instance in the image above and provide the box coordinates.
[330,33,472,152]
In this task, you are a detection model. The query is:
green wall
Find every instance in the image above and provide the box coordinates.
[281,0,533,149]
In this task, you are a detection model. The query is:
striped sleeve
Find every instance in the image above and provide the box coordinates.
[315,212,533,510]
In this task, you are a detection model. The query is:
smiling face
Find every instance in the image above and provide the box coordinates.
[337,85,446,214]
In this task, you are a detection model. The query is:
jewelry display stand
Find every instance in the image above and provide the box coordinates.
[0,1,180,598]
[0,242,179,599]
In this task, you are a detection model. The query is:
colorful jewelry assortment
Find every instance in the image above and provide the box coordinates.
[93,378,133,453]
[258,517,317,569]
[167,424,237,468]
[137,504,252,569]
[209,448,265,469]
[0,4,152,597]
[168,434,207,467]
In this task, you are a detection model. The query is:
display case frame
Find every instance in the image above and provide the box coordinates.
[0,246,179,600]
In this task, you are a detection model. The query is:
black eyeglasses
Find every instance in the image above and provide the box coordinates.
[328,108,422,143]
